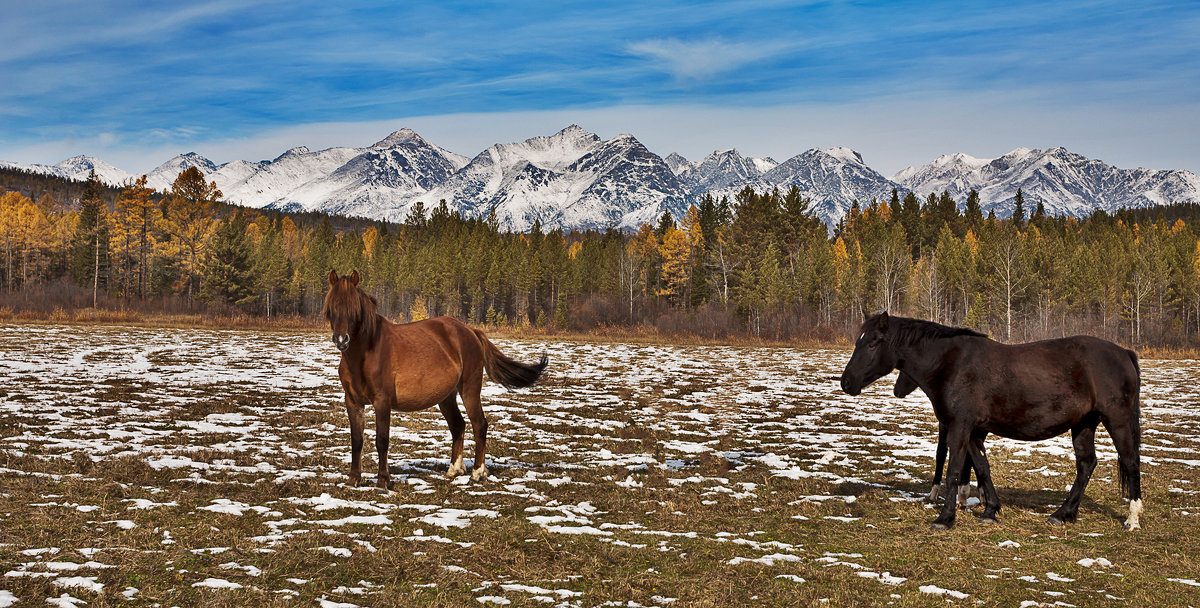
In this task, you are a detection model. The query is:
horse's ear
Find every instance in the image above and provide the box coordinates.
[329,270,339,286]
[350,270,360,286]
[878,311,889,332]
[862,309,870,322]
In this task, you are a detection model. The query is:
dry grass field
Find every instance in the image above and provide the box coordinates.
[1,323,1198,607]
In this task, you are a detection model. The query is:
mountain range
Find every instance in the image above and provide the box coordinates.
[4,125,1199,230]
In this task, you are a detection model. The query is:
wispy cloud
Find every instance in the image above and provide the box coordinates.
[1,1,1198,175]
[626,38,793,80]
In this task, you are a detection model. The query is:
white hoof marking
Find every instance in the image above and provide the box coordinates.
[927,485,940,503]
[445,456,466,478]
[471,465,488,482]
[1124,498,1143,531]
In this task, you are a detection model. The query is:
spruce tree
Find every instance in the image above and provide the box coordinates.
[201,212,255,308]
[70,170,109,306]
[1013,188,1026,226]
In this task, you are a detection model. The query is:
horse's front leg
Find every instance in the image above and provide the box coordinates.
[374,400,392,492]
[931,425,969,531]
[345,398,364,487]
[929,423,947,502]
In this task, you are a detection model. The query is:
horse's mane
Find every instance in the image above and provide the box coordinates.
[887,315,986,348]
[322,282,380,346]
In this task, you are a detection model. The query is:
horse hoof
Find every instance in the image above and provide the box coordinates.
[980,517,998,525]
[1047,516,1064,526]
[471,466,489,482]
[927,486,940,503]
[1123,522,1140,531]
[930,522,951,531]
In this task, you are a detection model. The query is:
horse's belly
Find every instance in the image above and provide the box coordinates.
[986,416,1077,442]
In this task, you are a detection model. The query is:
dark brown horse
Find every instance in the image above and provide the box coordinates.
[842,312,1142,531]
[323,270,548,489]
[894,371,979,505]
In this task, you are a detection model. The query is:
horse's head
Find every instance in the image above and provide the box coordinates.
[840,311,897,396]
[894,370,919,398]
[322,270,376,352]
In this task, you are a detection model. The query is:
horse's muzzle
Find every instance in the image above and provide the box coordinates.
[840,374,861,396]
[332,333,350,352]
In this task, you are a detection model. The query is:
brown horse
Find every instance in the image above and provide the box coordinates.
[322,270,548,489]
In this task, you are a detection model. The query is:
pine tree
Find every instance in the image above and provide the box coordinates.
[201,212,255,308]
[964,190,983,231]
[70,171,109,306]
[1012,188,1026,227]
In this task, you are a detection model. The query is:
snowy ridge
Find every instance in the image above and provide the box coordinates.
[146,153,218,191]
[1,155,133,186]
[5,130,1200,229]
[894,147,1200,217]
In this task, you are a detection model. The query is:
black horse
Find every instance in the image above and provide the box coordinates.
[843,312,1143,531]
[894,371,979,505]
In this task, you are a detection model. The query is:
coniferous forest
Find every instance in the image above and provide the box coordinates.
[4,166,1200,348]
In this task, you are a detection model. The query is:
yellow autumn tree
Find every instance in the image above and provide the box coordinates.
[112,175,158,299]
[160,167,221,301]
[15,194,50,289]
[0,191,21,290]
[657,225,692,304]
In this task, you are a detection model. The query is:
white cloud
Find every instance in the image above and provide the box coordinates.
[626,37,792,80]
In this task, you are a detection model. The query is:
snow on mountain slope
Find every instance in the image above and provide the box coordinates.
[664,152,695,179]
[6,131,1200,229]
[686,149,766,192]
[557,132,691,230]
[1,155,133,186]
[749,147,899,225]
[276,129,471,217]
[413,127,688,231]
[216,145,362,209]
[896,147,1200,217]
[145,152,218,191]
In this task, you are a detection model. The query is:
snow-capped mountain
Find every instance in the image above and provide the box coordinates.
[418,126,689,230]
[146,152,219,191]
[894,147,1200,217]
[557,132,691,230]
[663,152,695,180]
[686,149,768,192]
[0,155,133,186]
[6,130,1200,230]
[274,129,469,218]
[702,146,900,225]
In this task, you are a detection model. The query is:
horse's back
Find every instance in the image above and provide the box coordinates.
[945,335,1138,439]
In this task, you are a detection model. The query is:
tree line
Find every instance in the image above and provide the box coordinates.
[2,167,1199,348]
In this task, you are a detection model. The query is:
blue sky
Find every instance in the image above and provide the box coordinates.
[2,0,1198,176]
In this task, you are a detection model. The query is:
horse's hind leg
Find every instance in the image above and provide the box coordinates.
[439,393,467,478]
[462,371,489,482]
[931,426,970,530]
[966,435,1000,523]
[1050,417,1100,525]
[1105,413,1143,530]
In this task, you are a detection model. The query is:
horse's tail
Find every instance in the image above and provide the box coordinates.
[1120,348,1142,501]
[473,329,548,389]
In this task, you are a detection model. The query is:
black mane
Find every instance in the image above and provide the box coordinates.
[885,315,986,347]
